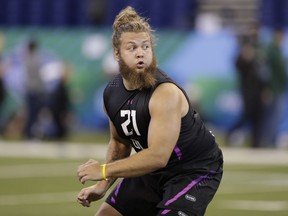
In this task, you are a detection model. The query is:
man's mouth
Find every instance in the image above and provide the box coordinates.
[136,61,144,69]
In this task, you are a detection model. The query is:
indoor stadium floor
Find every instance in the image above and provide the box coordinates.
[1,141,288,216]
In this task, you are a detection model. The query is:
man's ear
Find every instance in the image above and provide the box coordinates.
[114,49,120,62]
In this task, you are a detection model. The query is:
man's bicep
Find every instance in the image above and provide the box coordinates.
[147,85,182,159]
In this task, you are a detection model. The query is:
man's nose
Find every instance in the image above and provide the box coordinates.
[136,48,144,58]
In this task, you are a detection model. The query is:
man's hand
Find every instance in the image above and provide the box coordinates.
[77,184,107,207]
[77,159,103,184]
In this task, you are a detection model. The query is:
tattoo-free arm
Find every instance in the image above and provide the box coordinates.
[96,119,132,189]
[77,118,132,206]
[77,83,188,182]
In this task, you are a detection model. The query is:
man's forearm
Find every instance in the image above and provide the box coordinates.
[103,139,131,184]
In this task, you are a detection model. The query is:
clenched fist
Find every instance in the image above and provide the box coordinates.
[77,184,106,207]
[77,159,103,184]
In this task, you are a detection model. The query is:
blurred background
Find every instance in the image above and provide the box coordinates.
[0,1,288,216]
[0,0,287,148]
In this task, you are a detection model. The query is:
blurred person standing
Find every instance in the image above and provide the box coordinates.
[227,24,265,148]
[261,28,287,147]
[0,32,6,133]
[32,60,72,140]
[46,61,72,140]
[23,38,46,139]
[0,33,5,105]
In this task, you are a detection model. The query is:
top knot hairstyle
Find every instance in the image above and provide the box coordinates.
[112,6,155,50]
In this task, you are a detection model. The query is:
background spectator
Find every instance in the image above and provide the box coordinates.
[261,28,287,147]
[0,32,6,133]
[23,38,46,139]
[227,26,265,148]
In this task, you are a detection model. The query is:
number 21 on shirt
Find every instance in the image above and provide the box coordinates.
[120,110,141,136]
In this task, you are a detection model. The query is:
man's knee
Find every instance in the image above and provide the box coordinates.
[95,202,122,216]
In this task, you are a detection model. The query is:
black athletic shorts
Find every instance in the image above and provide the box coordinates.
[105,166,223,216]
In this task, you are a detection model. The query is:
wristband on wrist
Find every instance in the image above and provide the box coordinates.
[101,164,107,180]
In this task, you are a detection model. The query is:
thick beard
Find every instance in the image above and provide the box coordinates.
[119,55,157,90]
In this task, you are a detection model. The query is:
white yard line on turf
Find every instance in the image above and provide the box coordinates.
[0,163,79,179]
[0,191,79,206]
[1,141,288,165]
[0,141,107,159]
[1,192,288,212]
[219,186,288,194]
[217,200,288,211]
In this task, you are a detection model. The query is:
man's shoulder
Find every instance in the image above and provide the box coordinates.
[105,74,122,89]
[155,68,174,85]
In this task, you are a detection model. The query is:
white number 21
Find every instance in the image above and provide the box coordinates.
[121,110,141,136]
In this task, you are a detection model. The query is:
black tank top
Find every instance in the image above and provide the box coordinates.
[104,69,222,176]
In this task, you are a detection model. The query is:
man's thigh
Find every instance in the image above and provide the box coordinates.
[105,176,161,216]
[95,202,122,216]
[157,171,223,216]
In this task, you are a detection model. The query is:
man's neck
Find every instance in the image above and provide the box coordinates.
[123,78,139,91]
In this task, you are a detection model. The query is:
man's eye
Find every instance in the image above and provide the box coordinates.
[143,45,149,50]
[128,46,135,51]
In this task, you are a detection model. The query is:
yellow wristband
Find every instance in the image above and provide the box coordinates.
[101,164,107,180]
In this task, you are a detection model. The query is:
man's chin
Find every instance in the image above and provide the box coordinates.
[135,66,146,72]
